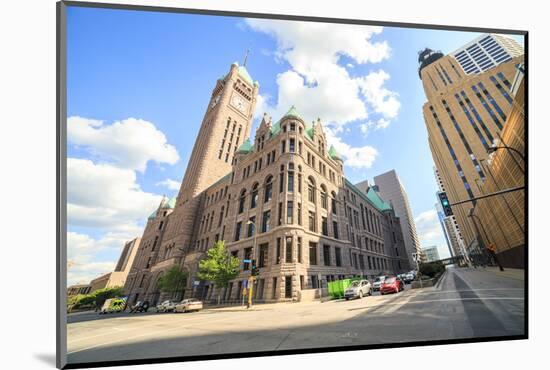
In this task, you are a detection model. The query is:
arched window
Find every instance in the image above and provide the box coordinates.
[320,184,328,209]
[264,175,273,203]
[250,183,259,209]
[307,177,316,203]
[287,162,295,192]
[238,189,246,214]
[331,191,337,215]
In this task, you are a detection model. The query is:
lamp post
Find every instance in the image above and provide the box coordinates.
[487,132,525,174]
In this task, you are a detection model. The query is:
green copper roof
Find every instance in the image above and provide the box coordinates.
[366,187,392,211]
[236,138,253,154]
[270,106,306,137]
[162,196,177,209]
[344,178,392,212]
[238,66,254,85]
[270,120,281,136]
[328,145,342,161]
[283,105,302,119]
[148,210,157,220]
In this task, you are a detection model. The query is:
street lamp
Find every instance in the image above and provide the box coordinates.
[487,132,525,174]
[487,146,525,162]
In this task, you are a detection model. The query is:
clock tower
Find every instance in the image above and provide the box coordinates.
[176,61,259,204]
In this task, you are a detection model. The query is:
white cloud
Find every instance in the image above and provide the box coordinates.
[325,127,378,169]
[414,210,450,258]
[68,158,162,230]
[359,118,391,137]
[67,231,134,285]
[357,70,401,119]
[245,18,399,170]
[68,116,180,172]
[156,178,181,191]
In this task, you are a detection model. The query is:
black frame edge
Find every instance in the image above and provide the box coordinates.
[57,1,529,369]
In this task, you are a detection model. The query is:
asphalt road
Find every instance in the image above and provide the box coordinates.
[67,266,525,365]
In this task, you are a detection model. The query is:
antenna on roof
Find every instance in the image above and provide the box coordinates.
[243,49,250,67]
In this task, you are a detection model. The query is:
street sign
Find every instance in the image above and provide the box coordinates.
[193,280,200,286]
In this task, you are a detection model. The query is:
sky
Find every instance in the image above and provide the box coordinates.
[65,6,524,285]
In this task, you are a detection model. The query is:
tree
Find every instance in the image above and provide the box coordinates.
[157,266,188,300]
[197,240,240,304]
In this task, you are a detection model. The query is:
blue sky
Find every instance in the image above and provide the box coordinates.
[66,6,524,284]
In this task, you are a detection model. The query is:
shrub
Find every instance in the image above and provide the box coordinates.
[419,261,445,278]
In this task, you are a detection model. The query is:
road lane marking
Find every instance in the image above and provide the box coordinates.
[403,288,523,296]
[349,296,524,311]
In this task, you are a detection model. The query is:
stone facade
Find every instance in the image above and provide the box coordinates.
[124,62,410,306]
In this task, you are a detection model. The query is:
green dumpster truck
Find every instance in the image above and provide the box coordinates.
[327,278,362,299]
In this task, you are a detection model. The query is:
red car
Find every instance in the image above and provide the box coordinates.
[379,276,404,295]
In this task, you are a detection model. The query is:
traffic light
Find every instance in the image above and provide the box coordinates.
[251,259,259,276]
[438,191,453,216]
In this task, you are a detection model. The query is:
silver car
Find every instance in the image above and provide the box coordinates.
[372,275,387,291]
[344,280,372,300]
[156,300,177,313]
[175,298,203,313]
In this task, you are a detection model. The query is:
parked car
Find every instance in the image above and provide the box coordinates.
[380,276,404,295]
[156,300,177,313]
[372,276,387,292]
[99,298,126,314]
[344,280,372,300]
[130,300,150,313]
[175,298,203,313]
[401,273,415,284]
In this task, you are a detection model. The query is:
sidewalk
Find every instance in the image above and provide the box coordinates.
[484,266,525,281]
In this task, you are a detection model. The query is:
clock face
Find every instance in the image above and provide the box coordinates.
[231,94,248,113]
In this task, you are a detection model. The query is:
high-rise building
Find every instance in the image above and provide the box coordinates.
[422,246,440,263]
[372,170,421,269]
[434,166,465,259]
[452,34,524,76]
[419,33,524,259]
[123,61,410,306]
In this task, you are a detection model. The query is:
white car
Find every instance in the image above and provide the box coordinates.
[344,280,372,300]
[372,276,387,291]
[156,300,177,313]
[175,298,203,313]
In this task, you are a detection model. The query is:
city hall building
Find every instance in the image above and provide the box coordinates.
[124,61,410,305]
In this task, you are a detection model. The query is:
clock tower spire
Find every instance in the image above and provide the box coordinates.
[176,61,259,204]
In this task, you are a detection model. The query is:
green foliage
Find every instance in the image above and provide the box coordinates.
[157,266,188,297]
[197,240,240,290]
[67,286,124,311]
[419,261,445,278]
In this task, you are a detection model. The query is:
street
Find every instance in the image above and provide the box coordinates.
[67,266,525,365]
